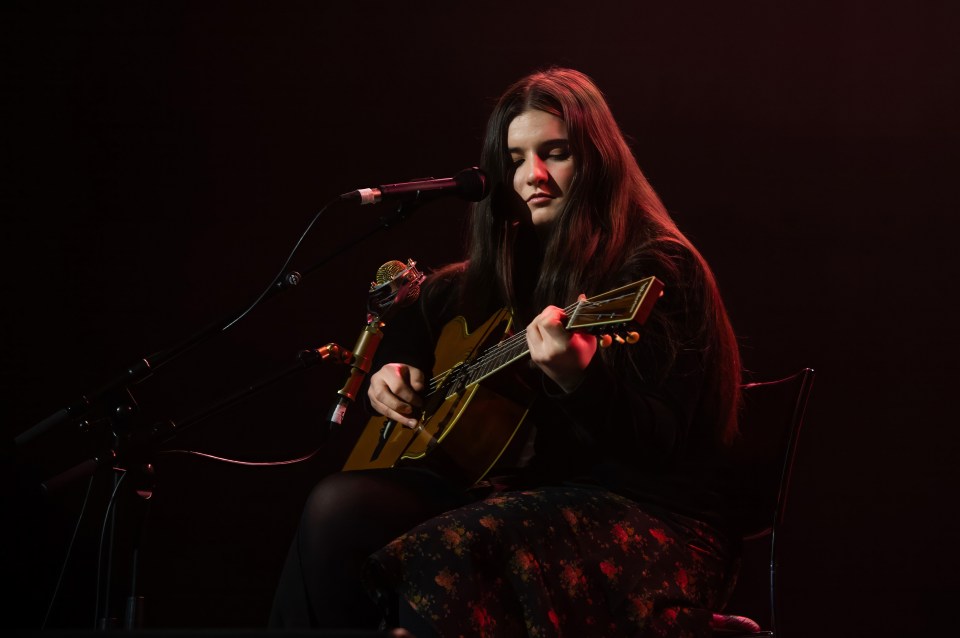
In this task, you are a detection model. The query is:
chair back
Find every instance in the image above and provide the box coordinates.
[712,368,815,636]
[722,368,815,540]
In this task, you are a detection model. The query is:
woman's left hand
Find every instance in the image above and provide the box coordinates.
[526,295,598,393]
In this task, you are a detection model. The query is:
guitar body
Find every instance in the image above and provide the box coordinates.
[341,275,664,488]
[342,308,535,487]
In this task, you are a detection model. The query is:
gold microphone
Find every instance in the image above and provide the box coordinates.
[328,259,424,429]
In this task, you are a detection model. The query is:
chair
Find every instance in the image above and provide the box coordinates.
[709,368,816,637]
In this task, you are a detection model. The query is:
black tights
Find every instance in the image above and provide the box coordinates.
[269,467,471,630]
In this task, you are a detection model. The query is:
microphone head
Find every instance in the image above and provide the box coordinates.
[368,258,425,318]
[454,167,490,202]
[374,260,409,286]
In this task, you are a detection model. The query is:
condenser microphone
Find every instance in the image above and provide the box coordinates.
[328,259,425,429]
[340,167,489,205]
[367,259,424,319]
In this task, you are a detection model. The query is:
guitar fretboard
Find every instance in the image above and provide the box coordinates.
[430,288,647,397]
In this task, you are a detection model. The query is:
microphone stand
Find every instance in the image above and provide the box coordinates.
[18,195,434,630]
[16,197,430,452]
[157,252,425,453]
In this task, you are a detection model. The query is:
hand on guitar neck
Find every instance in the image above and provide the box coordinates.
[526,294,598,394]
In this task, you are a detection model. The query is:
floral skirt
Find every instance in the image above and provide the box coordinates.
[363,484,738,637]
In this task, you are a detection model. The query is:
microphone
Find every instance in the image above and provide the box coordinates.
[328,259,425,429]
[340,167,489,205]
[367,258,424,320]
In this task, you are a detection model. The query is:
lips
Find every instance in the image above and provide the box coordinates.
[526,192,555,204]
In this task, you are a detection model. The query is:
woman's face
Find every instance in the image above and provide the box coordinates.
[507,109,575,231]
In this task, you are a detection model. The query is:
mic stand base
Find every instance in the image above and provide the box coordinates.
[97,459,154,631]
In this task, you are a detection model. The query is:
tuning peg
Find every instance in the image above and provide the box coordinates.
[625,331,640,344]
[599,334,613,348]
[613,334,626,344]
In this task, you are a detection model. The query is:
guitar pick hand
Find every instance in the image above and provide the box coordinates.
[368,362,426,428]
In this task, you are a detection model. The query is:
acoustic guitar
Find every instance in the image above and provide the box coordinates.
[342,276,664,487]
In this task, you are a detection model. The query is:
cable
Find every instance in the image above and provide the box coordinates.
[39,474,97,630]
[93,470,127,629]
[222,195,340,332]
[157,447,322,467]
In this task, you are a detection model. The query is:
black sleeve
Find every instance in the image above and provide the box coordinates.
[537,245,710,472]
[371,297,438,377]
[548,338,705,471]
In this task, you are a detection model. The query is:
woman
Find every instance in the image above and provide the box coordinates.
[271,67,742,636]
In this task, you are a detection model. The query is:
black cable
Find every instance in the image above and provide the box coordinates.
[40,474,96,630]
[93,470,127,629]
[222,195,340,332]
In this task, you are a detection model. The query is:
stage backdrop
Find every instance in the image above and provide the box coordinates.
[3,2,958,635]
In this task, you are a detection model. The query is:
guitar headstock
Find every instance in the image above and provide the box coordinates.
[565,276,664,347]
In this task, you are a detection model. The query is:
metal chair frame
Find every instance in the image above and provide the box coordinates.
[714,367,816,636]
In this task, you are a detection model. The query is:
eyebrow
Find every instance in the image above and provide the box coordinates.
[507,138,570,154]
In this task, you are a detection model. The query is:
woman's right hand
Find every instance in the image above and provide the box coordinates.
[367,363,426,428]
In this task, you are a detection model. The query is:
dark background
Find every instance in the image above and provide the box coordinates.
[3,1,958,635]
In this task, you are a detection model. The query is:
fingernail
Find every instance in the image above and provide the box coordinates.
[407,418,418,427]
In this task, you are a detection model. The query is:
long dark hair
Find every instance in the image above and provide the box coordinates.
[448,67,741,444]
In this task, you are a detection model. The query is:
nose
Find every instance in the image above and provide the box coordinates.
[525,155,548,186]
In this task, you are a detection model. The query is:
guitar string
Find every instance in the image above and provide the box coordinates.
[424,299,579,393]
[423,293,638,392]
[424,291,639,392]
[437,290,639,382]
[394,287,647,460]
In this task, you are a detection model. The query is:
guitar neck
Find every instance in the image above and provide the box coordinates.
[429,277,661,398]
[455,300,580,389]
